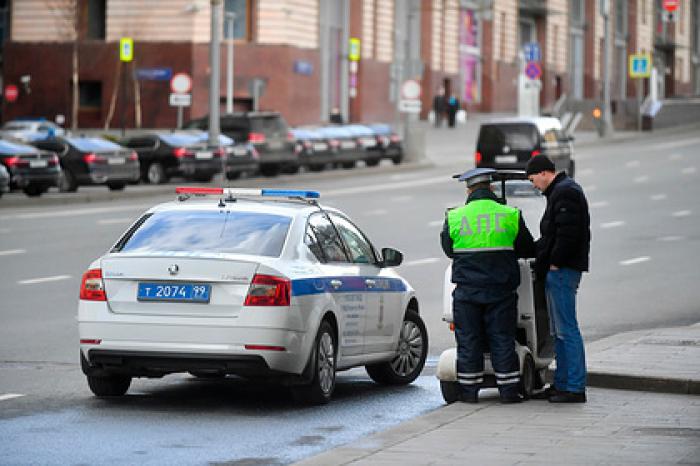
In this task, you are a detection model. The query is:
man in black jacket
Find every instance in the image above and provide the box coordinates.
[526,155,590,403]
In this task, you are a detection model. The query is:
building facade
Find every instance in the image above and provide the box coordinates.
[1,0,698,129]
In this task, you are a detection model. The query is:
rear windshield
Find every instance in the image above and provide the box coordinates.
[250,116,287,134]
[66,137,122,152]
[160,132,233,146]
[478,124,539,151]
[0,140,38,155]
[117,210,292,257]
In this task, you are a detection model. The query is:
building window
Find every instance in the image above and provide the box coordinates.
[87,0,106,40]
[642,0,647,25]
[224,0,251,40]
[571,0,585,24]
[570,0,585,99]
[79,81,102,109]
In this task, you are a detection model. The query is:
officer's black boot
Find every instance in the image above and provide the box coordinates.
[499,388,524,404]
[459,389,478,403]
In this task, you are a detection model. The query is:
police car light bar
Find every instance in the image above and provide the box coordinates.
[175,187,320,199]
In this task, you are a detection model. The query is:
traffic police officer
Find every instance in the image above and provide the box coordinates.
[440,168,536,403]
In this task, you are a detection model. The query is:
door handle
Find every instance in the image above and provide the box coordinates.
[365,279,376,288]
[330,279,343,289]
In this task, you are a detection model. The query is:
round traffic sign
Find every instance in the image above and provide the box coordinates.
[662,0,679,12]
[524,61,542,80]
[4,84,18,103]
[170,73,192,94]
[401,80,422,100]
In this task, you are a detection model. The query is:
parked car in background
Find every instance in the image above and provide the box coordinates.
[367,123,403,165]
[0,163,10,197]
[290,127,334,172]
[33,137,139,192]
[120,131,225,184]
[344,124,383,167]
[315,125,364,169]
[0,118,66,143]
[179,131,259,181]
[474,117,575,177]
[0,139,61,196]
[186,112,297,177]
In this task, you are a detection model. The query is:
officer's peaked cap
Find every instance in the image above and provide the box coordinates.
[456,168,496,187]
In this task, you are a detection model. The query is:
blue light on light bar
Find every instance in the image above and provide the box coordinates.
[261,189,320,199]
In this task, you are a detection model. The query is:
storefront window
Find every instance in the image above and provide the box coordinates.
[459,9,481,104]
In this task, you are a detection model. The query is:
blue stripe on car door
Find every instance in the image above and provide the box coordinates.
[291,277,406,296]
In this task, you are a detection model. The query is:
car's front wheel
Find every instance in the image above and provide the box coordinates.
[292,320,336,405]
[366,309,428,385]
[146,162,168,184]
[87,374,131,397]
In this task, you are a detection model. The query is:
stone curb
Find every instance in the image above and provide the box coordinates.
[586,371,700,395]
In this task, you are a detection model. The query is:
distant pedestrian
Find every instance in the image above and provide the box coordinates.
[441,168,536,404]
[432,87,446,127]
[527,155,590,403]
[329,107,343,124]
[446,94,459,128]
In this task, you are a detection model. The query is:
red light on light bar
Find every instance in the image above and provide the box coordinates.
[531,150,541,157]
[175,187,224,195]
[244,345,286,352]
[80,339,102,345]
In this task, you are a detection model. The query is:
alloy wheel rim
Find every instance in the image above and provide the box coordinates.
[390,320,424,376]
[148,164,161,183]
[318,332,335,394]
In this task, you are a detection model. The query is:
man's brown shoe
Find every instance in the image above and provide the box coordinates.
[531,385,563,400]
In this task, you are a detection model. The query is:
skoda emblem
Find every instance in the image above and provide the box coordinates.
[503,145,510,154]
[168,264,179,276]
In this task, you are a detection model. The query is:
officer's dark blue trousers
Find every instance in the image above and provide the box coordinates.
[452,286,520,398]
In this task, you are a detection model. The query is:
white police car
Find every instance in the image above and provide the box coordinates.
[79,188,428,404]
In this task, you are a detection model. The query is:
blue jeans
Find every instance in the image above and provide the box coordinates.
[545,268,586,393]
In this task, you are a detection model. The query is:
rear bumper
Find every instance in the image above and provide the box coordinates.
[10,170,61,188]
[174,159,223,176]
[82,164,141,184]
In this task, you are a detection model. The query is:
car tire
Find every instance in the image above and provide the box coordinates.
[392,155,403,165]
[58,169,78,193]
[192,174,214,183]
[365,158,380,167]
[260,164,280,177]
[146,162,168,184]
[291,320,337,405]
[518,354,535,399]
[226,171,242,180]
[107,182,126,191]
[440,381,462,404]
[365,309,428,385]
[23,185,48,197]
[308,163,325,172]
[87,374,131,397]
[341,161,356,169]
[282,164,300,175]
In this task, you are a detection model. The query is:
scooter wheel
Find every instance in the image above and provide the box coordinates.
[518,354,535,399]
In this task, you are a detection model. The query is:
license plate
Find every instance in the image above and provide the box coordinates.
[137,282,211,303]
[108,157,125,165]
[359,137,376,147]
[312,143,328,151]
[196,151,213,160]
[340,141,356,149]
[232,147,247,157]
[268,141,283,150]
[495,155,518,164]
[29,160,48,168]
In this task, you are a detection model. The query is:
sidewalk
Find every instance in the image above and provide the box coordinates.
[296,323,700,465]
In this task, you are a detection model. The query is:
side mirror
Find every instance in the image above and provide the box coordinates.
[381,247,403,267]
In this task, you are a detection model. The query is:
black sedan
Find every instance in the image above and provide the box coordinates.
[33,137,140,192]
[0,139,61,196]
[120,132,225,184]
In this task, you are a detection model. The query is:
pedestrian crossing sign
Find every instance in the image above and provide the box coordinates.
[120,37,134,62]
[629,53,651,78]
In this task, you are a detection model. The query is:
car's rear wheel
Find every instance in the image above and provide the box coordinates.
[107,182,126,191]
[308,163,325,172]
[225,171,242,180]
[192,174,214,183]
[440,381,461,404]
[260,164,280,177]
[146,162,168,184]
[23,185,48,197]
[292,320,336,405]
[366,309,427,385]
[58,169,78,192]
[87,374,131,397]
[341,161,356,169]
[365,158,380,167]
[392,155,403,165]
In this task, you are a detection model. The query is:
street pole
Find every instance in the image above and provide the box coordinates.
[209,0,222,148]
[225,12,236,114]
[601,0,614,137]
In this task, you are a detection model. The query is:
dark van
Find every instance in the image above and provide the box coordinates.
[475,117,575,177]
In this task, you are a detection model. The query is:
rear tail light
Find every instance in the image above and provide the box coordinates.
[128,151,138,161]
[389,134,401,143]
[244,274,291,307]
[248,132,266,144]
[173,147,193,158]
[244,344,286,351]
[329,139,340,149]
[5,156,29,168]
[213,148,225,158]
[287,131,295,142]
[80,268,106,301]
[83,153,106,164]
[303,141,312,149]
[80,339,102,345]
[475,151,482,164]
[48,154,59,166]
[531,150,541,157]
[251,146,260,159]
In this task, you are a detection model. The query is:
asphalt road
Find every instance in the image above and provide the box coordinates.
[1,127,699,464]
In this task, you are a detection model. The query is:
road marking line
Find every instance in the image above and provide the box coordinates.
[682,167,697,175]
[325,175,447,197]
[97,218,132,225]
[590,201,609,208]
[600,221,625,229]
[403,258,440,267]
[0,249,26,256]
[634,175,649,183]
[364,209,388,216]
[18,275,72,285]
[672,210,692,218]
[658,236,685,242]
[6,203,153,220]
[620,257,650,266]
[428,220,444,227]
[669,153,683,161]
[625,160,640,168]
[390,195,413,202]
[652,137,700,150]
[650,194,667,201]
[0,393,24,402]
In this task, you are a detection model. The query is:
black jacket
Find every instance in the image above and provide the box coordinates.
[441,189,536,302]
[535,172,590,279]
